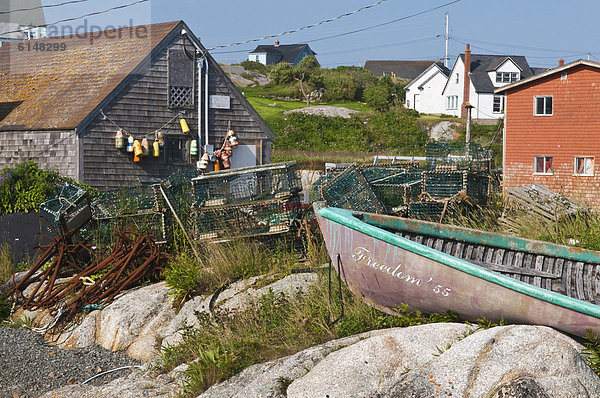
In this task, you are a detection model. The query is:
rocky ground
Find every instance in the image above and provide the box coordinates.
[0,326,141,398]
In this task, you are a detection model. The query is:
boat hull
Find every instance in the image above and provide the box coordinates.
[316,206,600,338]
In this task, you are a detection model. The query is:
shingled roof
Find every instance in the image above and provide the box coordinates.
[460,54,536,93]
[249,44,315,64]
[0,21,181,130]
[364,60,442,80]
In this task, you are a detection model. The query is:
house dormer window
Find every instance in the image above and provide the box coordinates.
[496,72,519,83]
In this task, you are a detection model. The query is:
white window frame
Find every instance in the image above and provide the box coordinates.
[534,95,553,116]
[446,95,458,110]
[574,156,594,176]
[493,95,505,113]
[534,155,553,175]
[495,71,519,83]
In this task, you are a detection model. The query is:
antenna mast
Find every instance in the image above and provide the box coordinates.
[444,12,449,68]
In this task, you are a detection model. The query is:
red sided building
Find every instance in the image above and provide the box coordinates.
[496,59,600,208]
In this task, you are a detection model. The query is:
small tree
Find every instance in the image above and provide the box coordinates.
[294,56,320,107]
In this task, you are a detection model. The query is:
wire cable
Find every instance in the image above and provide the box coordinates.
[1,0,149,36]
[207,0,389,50]
[0,0,93,15]
[306,0,462,44]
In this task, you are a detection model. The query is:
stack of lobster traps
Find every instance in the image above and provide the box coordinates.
[191,162,304,241]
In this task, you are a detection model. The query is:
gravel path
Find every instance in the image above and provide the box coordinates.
[0,326,142,398]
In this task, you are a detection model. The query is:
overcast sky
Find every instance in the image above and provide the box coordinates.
[32,0,600,69]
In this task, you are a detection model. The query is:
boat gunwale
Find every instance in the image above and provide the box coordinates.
[316,204,600,320]
[356,211,600,264]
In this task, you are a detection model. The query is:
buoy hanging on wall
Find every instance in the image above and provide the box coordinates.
[190,140,198,156]
[157,132,164,147]
[127,135,134,152]
[227,129,238,147]
[141,138,150,156]
[153,140,160,157]
[198,152,209,170]
[180,118,190,134]
[115,130,124,149]
[133,140,142,158]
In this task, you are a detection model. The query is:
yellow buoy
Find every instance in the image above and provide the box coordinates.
[133,140,143,158]
[153,140,160,157]
[180,118,190,134]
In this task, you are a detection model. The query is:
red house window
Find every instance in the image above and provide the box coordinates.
[534,156,553,174]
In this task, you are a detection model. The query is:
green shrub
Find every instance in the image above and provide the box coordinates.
[0,160,96,215]
[239,60,268,75]
[270,62,296,85]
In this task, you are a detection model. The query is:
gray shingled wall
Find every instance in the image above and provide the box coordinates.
[0,129,77,179]
[80,35,272,190]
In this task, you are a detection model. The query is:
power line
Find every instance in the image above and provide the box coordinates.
[450,35,587,55]
[207,0,390,50]
[318,36,441,57]
[306,0,462,44]
[1,0,149,36]
[0,0,92,15]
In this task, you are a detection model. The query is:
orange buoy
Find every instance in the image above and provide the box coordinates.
[115,130,124,149]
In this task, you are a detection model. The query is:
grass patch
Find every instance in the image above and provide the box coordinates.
[161,273,460,397]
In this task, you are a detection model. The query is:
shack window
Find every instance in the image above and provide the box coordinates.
[534,96,553,116]
[534,156,553,174]
[168,49,195,109]
[165,137,190,164]
[574,156,594,176]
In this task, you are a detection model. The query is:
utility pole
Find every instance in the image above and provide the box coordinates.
[444,12,449,68]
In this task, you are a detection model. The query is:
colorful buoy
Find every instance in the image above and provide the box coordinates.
[198,152,209,170]
[115,130,124,149]
[157,131,164,147]
[153,140,160,157]
[190,139,198,156]
[227,129,238,147]
[141,138,150,156]
[133,139,143,158]
[127,135,134,152]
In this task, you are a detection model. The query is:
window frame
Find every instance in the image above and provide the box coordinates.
[495,71,519,83]
[574,156,594,176]
[533,155,554,175]
[164,135,192,165]
[493,95,505,113]
[534,95,553,116]
[446,95,458,110]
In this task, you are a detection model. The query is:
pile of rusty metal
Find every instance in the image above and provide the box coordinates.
[6,226,167,328]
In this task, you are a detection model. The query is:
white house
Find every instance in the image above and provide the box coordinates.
[248,41,317,66]
[441,44,539,120]
[404,63,450,114]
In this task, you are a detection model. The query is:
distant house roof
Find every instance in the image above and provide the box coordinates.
[249,43,315,64]
[0,21,181,130]
[459,54,536,93]
[495,59,600,94]
[363,60,443,80]
[405,62,451,90]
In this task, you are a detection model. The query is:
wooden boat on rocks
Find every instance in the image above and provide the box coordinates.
[314,203,600,338]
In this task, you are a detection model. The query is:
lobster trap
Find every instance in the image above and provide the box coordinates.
[193,195,302,240]
[315,144,498,221]
[192,162,302,207]
[40,182,92,236]
[191,163,304,241]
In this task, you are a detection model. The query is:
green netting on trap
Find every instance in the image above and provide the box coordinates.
[319,164,388,214]
[77,211,167,247]
[40,182,91,235]
[425,142,493,171]
[92,185,159,219]
[373,180,422,209]
[193,196,302,240]
[192,162,301,207]
[408,201,448,221]
[423,171,465,200]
